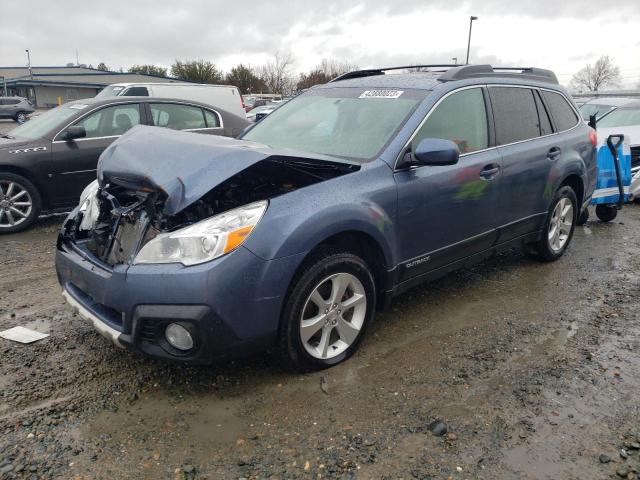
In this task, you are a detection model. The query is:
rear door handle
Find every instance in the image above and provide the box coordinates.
[479,164,500,179]
[547,147,561,160]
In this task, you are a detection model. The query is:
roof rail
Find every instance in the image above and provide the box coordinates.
[438,64,558,84]
[330,64,458,83]
[330,64,559,85]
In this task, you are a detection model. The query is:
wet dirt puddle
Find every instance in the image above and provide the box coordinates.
[80,392,246,466]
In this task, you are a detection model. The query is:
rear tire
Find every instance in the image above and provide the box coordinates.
[0,172,41,234]
[278,248,376,372]
[595,204,618,222]
[525,186,577,262]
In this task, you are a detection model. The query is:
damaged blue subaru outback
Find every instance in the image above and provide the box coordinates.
[55,65,597,371]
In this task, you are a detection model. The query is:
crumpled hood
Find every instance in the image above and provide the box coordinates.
[97,125,356,215]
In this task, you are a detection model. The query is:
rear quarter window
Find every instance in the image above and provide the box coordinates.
[542,91,579,132]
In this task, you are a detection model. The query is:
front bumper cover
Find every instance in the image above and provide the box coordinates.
[56,232,306,363]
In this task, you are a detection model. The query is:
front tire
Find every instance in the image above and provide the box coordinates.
[278,248,376,372]
[525,186,577,262]
[0,173,41,234]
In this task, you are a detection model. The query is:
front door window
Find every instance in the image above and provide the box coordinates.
[74,104,141,138]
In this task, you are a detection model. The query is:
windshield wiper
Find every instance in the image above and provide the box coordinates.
[1,134,15,139]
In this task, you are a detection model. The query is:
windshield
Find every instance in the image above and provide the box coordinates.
[242,88,424,160]
[597,108,640,128]
[95,86,125,98]
[579,103,616,121]
[8,103,88,140]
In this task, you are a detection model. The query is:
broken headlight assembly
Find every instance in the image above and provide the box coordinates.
[133,200,268,266]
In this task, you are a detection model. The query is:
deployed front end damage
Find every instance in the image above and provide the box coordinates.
[59,126,358,268]
[56,126,359,362]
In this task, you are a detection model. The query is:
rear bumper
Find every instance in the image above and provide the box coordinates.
[56,234,306,364]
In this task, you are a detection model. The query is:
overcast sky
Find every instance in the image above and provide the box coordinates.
[1,0,639,87]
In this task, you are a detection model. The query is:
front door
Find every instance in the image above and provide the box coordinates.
[394,86,501,282]
[49,103,143,206]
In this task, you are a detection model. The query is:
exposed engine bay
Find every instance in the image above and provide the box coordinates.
[61,157,358,267]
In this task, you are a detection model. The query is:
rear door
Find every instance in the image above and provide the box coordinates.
[489,86,555,242]
[49,103,143,205]
[147,102,224,136]
[394,86,502,281]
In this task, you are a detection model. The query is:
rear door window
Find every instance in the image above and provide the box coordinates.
[412,87,489,155]
[541,91,579,132]
[150,103,207,130]
[490,87,540,145]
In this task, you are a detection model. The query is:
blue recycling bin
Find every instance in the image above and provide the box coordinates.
[590,134,631,221]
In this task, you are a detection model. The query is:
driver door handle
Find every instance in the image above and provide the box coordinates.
[479,164,500,179]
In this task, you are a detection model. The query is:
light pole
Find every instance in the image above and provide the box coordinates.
[25,49,33,80]
[465,16,478,65]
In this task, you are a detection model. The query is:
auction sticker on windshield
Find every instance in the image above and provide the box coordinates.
[359,90,404,99]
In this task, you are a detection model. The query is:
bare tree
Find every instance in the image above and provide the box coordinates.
[318,58,358,79]
[570,56,621,92]
[296,58,358,90]
[258,52,294,95]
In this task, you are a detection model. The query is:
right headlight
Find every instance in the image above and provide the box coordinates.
[133,200,268,266]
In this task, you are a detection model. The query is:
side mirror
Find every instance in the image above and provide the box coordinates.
[63,125,86,141]
[413,138,460,166]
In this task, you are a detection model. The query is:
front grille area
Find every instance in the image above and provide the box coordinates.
[105,216,148,265]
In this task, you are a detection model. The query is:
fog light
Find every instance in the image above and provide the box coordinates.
[165,323,194,351]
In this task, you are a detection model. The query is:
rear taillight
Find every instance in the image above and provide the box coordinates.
[589,128,597,147]
[240,95,245,110]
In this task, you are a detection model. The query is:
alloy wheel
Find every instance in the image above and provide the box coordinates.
[300,272,367,360]
[0,180,33,229]
[548,197,573,252]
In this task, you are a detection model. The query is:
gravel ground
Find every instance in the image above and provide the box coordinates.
[0,120,639,479]
[0,121,18,135]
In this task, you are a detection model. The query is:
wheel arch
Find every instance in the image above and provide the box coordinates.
[559,173,585,209]
[0,165,49,208]
[281,228,393,321]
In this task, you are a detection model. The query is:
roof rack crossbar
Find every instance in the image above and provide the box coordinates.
[330,64,459,83]
[438,64,558,84]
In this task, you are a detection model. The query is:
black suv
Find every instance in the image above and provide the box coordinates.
[0,96,249,233]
